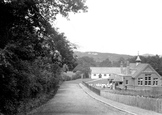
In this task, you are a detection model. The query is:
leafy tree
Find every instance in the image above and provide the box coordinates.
[99,58,112,67]
[145,55,162,75]
[112,57,126,67]
[0,0,87,114]
[74,56,96,78]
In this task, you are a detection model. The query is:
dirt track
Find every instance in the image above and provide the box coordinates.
[30,80,130,115]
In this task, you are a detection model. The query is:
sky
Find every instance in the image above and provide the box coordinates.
[54,0,162,56]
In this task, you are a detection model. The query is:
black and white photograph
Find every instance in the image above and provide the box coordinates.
[0,0,162,115]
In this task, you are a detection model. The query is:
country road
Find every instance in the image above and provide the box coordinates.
[30,79,131,115]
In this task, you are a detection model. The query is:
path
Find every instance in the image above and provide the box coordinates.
[30,79,131,115]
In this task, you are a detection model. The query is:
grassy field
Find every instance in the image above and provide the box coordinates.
[86,79,109,84]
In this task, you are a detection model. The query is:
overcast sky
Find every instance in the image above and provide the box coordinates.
[54,0,162,56]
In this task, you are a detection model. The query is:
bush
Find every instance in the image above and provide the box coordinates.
[62,75,71,81]
[71,73,81,80]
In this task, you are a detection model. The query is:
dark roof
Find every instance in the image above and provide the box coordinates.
[131,63,148,78]
[122,63,162,78]
[129,63,137,69]
[108,74,123,82]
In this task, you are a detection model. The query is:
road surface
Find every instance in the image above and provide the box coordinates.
[30,79,131,115]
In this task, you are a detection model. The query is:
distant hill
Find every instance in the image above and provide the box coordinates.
[142,53,155,57]
[74,51,133,62]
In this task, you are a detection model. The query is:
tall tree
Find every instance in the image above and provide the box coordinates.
[0,0,87,114]
[74,56,96,78]
[99,58,112,67]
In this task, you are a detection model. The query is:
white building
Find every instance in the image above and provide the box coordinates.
[90,67,122,79]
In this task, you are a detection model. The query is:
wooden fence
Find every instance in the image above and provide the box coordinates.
[82,81,100,95]
[83,82,162,113]
[101,91,162,113]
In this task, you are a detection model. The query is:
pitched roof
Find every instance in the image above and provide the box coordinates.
[121,63,149,77]
[110,74,123,81]
[90,67,121,74]
[121,63,162,79]
[131,63,148,78]
[129,63,137,69]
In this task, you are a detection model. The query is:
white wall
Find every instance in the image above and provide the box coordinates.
[91,73,110,79]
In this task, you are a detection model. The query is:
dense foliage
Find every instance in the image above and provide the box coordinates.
[0,0,87,114]
[73,56,96,78]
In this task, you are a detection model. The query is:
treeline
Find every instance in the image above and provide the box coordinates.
[0,0,87,115]
[74,55,162,77]
[73,56,125,78]
[128,55,162,76]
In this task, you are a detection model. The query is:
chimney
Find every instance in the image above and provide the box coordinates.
[120,61,123,74]
[126,61,130,75]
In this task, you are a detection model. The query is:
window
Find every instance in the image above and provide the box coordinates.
[138,78,143,85]
[145,74,151,85]
[99,74,102,78]
[153,78,158,85]
[126,80,128,84]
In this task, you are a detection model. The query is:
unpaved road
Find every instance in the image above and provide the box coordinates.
[30,79,130,115]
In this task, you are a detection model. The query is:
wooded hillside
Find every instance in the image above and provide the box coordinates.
[74,51,133,62]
